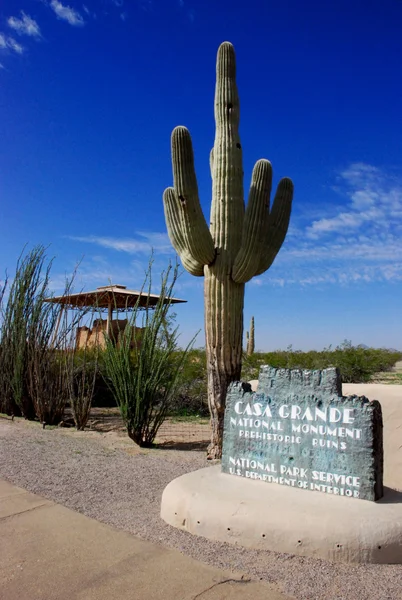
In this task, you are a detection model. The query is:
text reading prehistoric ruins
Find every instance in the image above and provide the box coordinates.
[221,366,383,501]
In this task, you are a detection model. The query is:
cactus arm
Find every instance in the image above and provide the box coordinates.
[210,42,244,259]
[163,188,205,276]
[254,177,293,276]
[171,127,215,265]
[232,159,273,283]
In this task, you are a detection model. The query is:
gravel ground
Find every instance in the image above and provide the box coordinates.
[1,418,401,600]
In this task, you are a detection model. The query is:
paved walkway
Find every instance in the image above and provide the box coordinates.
[0,479,291,600]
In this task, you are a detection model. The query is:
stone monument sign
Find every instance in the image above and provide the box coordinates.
[221,366,383,501]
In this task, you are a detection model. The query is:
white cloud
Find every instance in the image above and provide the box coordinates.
[250,277,264,286]
[340,162,381,187]
[68,232,173,255]
[306,162,402,239]
[50,1,85,26]
[6,37,24,54]
[267,261,402,287]
[0,33,24,54]
[261,163,402,287]
[307,211,364,237]
[7,12,41,39]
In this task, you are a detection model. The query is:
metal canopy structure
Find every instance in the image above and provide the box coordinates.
[45,284,187,311]
[44,284,187,340]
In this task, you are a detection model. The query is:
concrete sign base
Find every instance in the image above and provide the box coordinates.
[161,465,402,564]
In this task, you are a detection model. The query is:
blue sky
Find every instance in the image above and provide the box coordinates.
[1,0,402,351]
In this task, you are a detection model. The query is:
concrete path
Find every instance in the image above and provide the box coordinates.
[0,479,291,600]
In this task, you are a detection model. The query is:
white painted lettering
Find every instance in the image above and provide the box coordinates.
[329,407,342,423]
[234,401,243,415]
[290,405,302,419]
[343,408,355,424]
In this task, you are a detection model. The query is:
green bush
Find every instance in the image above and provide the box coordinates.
[67,347,100,430]
[331,341,401,383]
[170,348,209,416]
[241,341,402,384]
[0,245,91,425]
[103,260,197,446]
[0,246,49,418]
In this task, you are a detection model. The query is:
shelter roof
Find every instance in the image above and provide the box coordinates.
[44,284,187,310]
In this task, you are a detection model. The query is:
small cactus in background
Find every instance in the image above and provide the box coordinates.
[163,42,293,458]
[246,317,255,356]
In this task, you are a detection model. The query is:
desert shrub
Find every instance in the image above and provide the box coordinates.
[25,263,85,425]
[0,274,15,416]
[0,246,58,418]
[170,348,209,416]
[0,247,46,418]
[0,245,88,424]
[28,349,71,425]
[103,260,197,446]
[241,342,402,384]
[331,341,401,383]
[67,345,100,430]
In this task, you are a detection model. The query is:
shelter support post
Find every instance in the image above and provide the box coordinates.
[106,301,113,337]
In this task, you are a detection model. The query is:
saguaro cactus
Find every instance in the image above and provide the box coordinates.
[246,316,255,356]
[163,42,293,459]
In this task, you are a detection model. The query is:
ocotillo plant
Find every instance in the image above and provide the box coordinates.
[246,317,255,356]
[163,42,293,458]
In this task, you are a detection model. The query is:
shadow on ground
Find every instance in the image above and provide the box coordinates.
[378,487,402,504]
[154,440,209,452]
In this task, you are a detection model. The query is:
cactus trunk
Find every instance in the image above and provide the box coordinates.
[205,271,244,458]
[163,42,293,459]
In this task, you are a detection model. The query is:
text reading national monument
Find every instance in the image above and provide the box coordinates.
[222,366,383,502]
